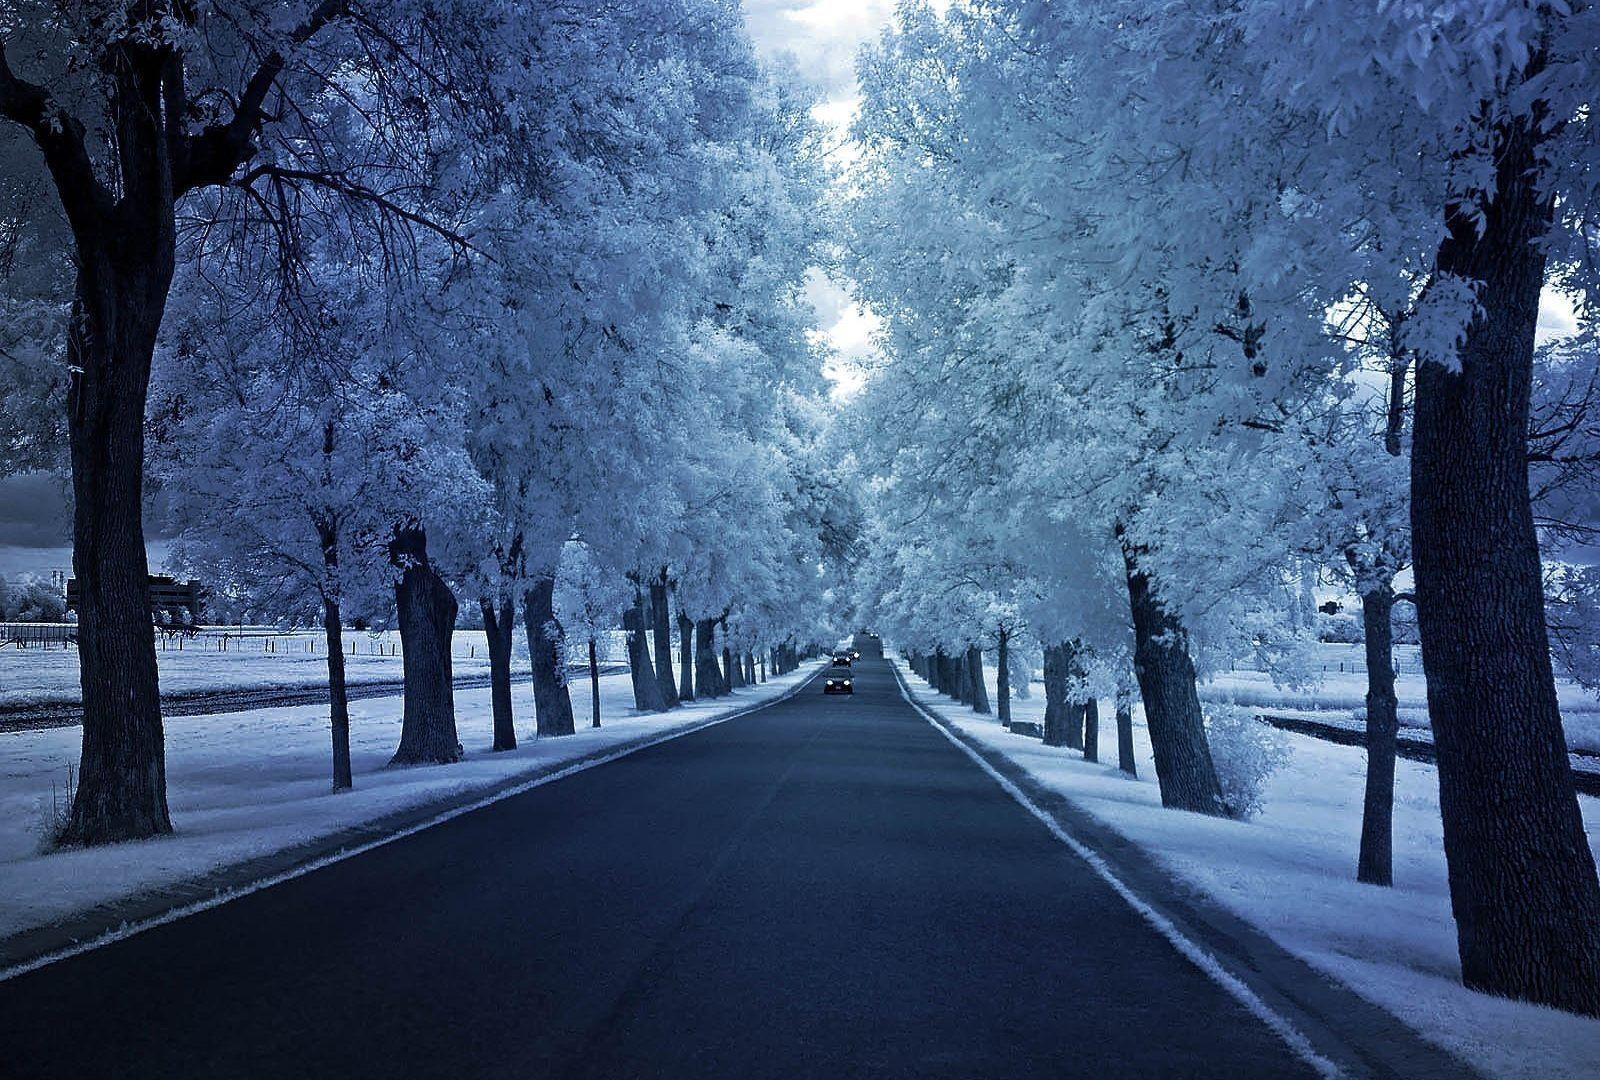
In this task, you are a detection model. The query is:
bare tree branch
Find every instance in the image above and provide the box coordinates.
[0,41,113,234]
[179,0,351,193]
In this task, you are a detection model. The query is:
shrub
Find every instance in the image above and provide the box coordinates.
[1,575,68,622]
[1316,610,1363,644]
[1205,702,1291,819]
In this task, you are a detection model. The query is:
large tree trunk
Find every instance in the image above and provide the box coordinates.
[318,520,353,791]
[588,638,601,728]
[481,596,517,752]
[1356,583,1398,886]
[695,618,723,697]
[967,646,991,714]
[743,652,756,685]
[1041,643,1082,750]
[1083,697,1100,763]
[1122,552,1227,816]
[59,249,173,846]
[1116,682,1138,777]
[996,630,1011,728]
[677,609,695,701]
[624,588,666,712]
[390,526,462,765]
[1414,87,1600,1013]
[650,570,679,708]
[524,575,577,737]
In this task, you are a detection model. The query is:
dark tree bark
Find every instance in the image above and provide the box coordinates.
[1041,644,1066,745]
[317,519,353,791]
[650,569,679,708]
[52,183,175,843]
[1122,550,1227,816]
[390,526,462,765]
[1351,584,1399,888]
[1041,643,1083,750]
[1083,697,1100,763]
[967,646,991,715]
[722,617,742,690]
[744,652,756,685]
[695,618,724,697]
[481,596,517,752]
[678,609,695,701]
[1413,74,1600,1012]
[624,587,666,712]
[320,590,352,790]
[588,637,601,728]
[1116,682,1138,777]
[524,576,577,737]
[996,629,1011,728]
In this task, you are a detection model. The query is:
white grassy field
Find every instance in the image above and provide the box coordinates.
[0,625,631,708]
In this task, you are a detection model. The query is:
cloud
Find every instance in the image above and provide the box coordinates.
[805,270,880,399]
[0,471,70,547]
[745,2,898,400]
[743,0,898,99]
[1537,287,1579,345]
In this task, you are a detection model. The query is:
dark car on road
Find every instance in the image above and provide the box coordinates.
[823,665,854,694]
[831,653,853,666]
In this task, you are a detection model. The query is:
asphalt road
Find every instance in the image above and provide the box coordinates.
[0,651,1314,1078]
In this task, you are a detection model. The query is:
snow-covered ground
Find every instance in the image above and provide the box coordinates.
[898,657,1600,1080]
[1200,642,1600,754]
[0,662,818,946]
[0,626,632,708]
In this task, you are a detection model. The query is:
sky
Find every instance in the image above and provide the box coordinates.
[744,0,897,398]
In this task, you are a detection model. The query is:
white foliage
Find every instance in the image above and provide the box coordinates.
[1205,702,1292,820]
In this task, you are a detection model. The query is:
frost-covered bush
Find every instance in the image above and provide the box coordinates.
[1,575,68,622]
[1205,703,1291,819]
[1316,611,1363,644]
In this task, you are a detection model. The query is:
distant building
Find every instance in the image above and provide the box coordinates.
[66,576,204,621]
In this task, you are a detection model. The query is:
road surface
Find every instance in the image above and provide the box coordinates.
[0,651,1315,1078]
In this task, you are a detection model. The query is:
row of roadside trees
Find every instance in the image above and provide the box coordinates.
[840,0,1600,1018]
[0,2,851,844]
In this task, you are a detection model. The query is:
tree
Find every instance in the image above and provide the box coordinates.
[556,542,631,729]
[0,0,481,843]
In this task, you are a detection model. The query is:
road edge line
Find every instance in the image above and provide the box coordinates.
[0,664,824,985]
[890,660,1344,1080]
